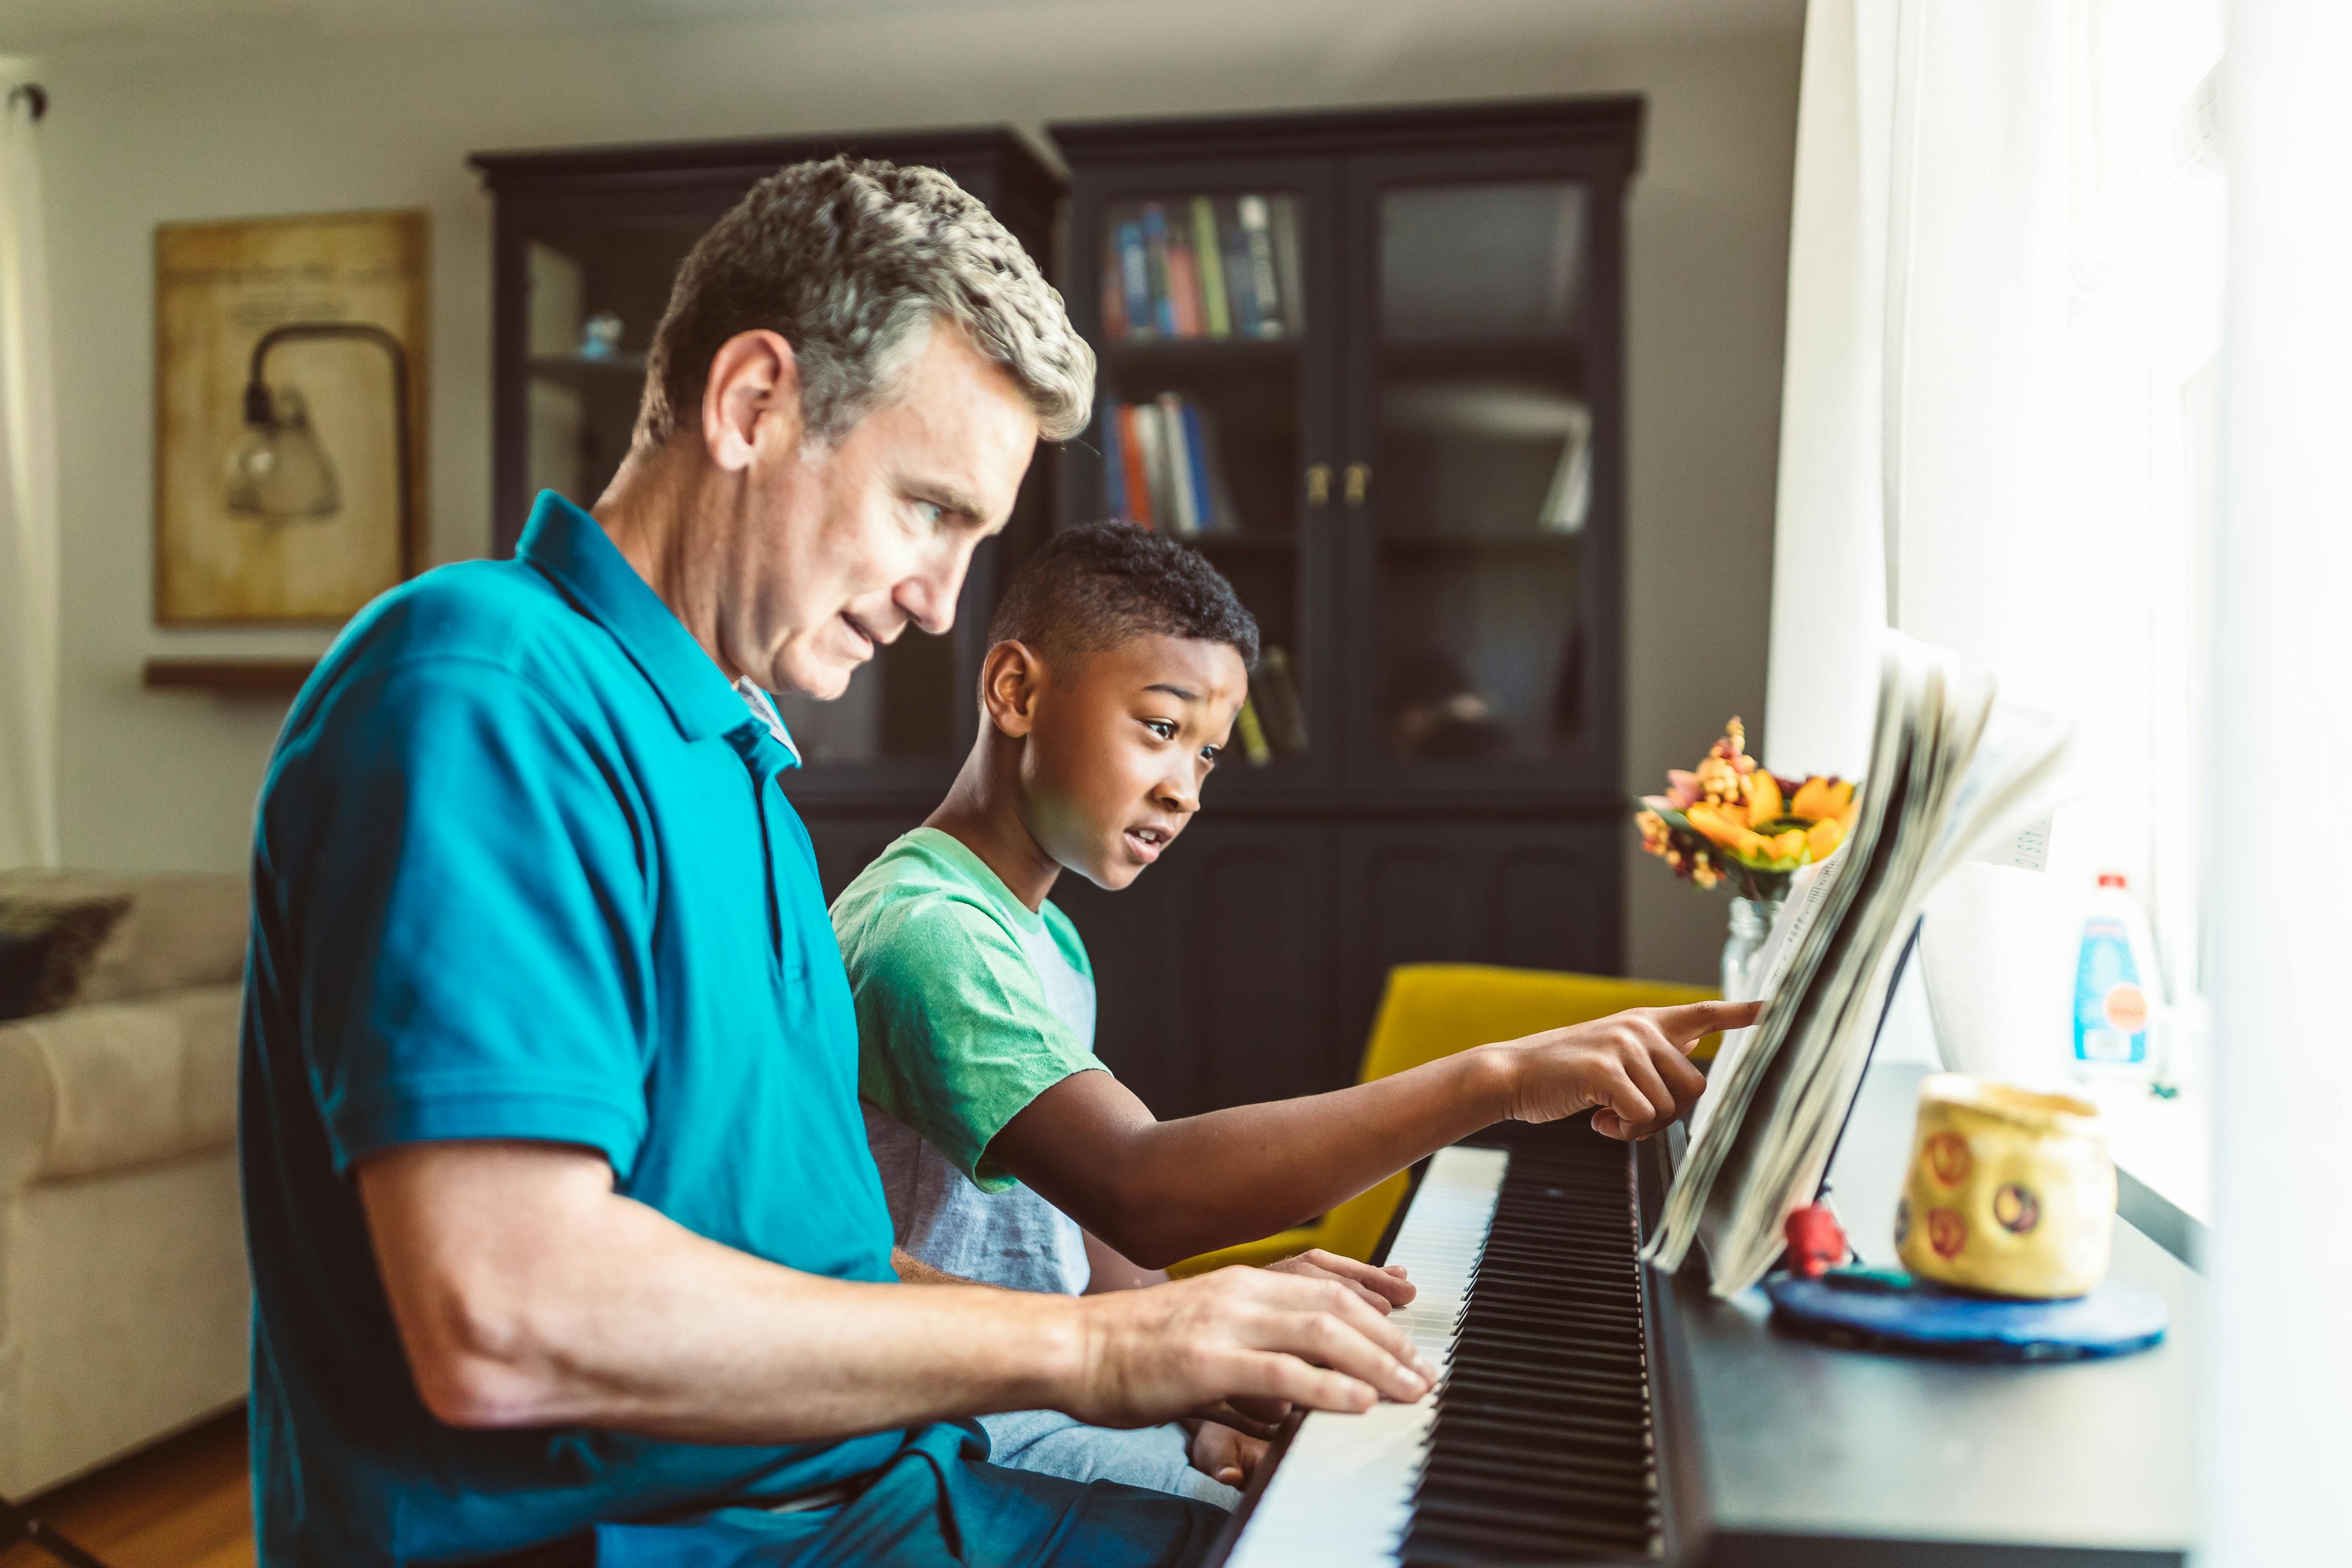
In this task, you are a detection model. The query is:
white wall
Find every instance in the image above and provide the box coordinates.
[25,0,1798,983]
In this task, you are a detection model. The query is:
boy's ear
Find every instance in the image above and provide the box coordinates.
[980,639,1046,738]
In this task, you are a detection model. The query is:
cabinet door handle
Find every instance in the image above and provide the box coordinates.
[1343,462,1370,506]
[1306,463,1333,505]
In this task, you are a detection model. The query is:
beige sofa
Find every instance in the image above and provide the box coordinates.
[0,871,250,1498]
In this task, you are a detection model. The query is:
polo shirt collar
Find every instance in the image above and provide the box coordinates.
[517,491,764,746]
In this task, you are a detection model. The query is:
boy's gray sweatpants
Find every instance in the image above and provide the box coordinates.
[979,1411,1243,1510]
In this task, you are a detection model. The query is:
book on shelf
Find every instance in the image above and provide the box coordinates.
[1218,199,1263,337]
[1250,647,1308,758]
[1101,262,1127,341]
[1140,204,1178,337]
[1641,635,2073,1298]
[1101,399,1127,522]
[1101,394,1241,536]
[1157,393,1202,532]
[1235,700,1274,766]
[1115,221,1151,339]
[1190,197,1232,339]
[1105,195,1301,342]
[1165,229,1203,338]
[1235,196,1284,340]
[1268,198,1305,336]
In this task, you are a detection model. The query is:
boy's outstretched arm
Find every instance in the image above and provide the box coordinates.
[989,999,1759,1270]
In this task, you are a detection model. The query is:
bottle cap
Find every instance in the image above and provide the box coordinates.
[2097,872,2128,889]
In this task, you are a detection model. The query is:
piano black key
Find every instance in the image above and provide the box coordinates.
[1401,1124,1663,1565]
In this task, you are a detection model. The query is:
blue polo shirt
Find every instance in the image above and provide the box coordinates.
[239,493,929,1566]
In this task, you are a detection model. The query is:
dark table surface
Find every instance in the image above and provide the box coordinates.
[1652,1063,2196,1567]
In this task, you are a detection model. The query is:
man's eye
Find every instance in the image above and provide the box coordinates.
[912,500,944,527]
[1143,719,1175,741]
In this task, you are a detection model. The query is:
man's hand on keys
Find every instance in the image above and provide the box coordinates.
[1496,999,1762,1140]
[1065,1266,1436,1430]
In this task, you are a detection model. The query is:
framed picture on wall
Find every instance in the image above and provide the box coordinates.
[154,209,428,624]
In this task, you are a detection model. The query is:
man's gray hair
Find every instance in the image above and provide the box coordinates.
[637,156,1093,448]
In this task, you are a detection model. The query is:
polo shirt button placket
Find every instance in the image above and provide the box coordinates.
[725,723,794,966]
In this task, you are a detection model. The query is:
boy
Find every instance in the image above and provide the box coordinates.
[835,524,1753,1505]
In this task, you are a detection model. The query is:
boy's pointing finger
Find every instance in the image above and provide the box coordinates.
[1651,998,1762,1048]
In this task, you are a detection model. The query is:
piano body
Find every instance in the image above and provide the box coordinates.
[1213,1062,2197,1567]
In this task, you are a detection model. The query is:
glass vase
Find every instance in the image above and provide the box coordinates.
[1721,895,1783,1002]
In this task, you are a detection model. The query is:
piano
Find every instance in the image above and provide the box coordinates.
[1212,1062,2197,1567]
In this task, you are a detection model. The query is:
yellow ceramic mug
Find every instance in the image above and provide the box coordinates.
[1894,1074,2116,1299]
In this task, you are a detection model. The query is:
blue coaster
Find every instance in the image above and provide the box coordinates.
[1765,1269,2169,1362]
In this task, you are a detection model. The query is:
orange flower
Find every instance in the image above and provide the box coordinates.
[1792,776,1854,821]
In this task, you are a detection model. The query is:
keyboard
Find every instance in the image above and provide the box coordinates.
[1218,1126,1662,1566]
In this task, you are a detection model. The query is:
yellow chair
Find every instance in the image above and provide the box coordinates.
[1167,963,1720,1277]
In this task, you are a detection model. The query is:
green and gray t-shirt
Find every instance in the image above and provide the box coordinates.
[832,827,1103,1296]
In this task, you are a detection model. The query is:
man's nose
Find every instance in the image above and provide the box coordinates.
[896,552,967,638]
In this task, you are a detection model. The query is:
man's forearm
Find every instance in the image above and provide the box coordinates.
[1003,1046,1516,1268]
[362,1144,1080,1444]
[360,1142,1436,1451]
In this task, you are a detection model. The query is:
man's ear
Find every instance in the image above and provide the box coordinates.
[700,329,803,471]
[981,640,1046,739]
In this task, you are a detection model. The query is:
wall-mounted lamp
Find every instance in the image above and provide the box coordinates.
[225,322,412,545]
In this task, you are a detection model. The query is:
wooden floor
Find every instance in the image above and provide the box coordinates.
[2,1412,251,1568]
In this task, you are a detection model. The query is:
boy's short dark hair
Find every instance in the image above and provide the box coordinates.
[989,522,1261,672]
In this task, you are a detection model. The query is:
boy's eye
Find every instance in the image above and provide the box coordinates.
[1200,744,1221,766]
[1143,719,1176,742]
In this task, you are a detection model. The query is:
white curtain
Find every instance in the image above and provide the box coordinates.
[0,74,59,870]
[2203,0,2352,1557]
[1764,0,2223,1082]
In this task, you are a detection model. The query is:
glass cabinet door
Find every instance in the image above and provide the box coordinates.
[1343,168,1604,783]
[1071,178,1328,777]
[512,205,955,765]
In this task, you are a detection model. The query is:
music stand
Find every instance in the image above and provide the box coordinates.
[1,1494,117,1568]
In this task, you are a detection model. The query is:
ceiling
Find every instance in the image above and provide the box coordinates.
[3,0,1803,56]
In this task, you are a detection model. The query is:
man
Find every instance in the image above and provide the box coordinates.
[239,158,1432,1568]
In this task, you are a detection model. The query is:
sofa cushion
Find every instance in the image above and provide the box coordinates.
[0,872,248,1006]
[0,983,243,1191]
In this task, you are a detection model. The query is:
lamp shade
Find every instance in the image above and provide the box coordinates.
[225,385,340,520]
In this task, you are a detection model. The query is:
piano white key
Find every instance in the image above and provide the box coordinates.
[1225,1145,1508,1568]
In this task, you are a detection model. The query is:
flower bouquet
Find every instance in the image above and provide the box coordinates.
[1634,718,1858,904]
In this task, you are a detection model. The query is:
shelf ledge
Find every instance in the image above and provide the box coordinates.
[143,657,317,695]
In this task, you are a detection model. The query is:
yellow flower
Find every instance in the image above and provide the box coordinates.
[1687,803,1773,861]
[1791,776,1854,821]
[1806,815,1846,861]
[1745,770,1784,829]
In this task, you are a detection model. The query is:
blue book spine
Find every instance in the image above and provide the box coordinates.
[1116,222,1151,338]
[1140,204,1178,337]
[1219,200,1262,336]
[1102,401,1128,521]
[1181,403,1217,533]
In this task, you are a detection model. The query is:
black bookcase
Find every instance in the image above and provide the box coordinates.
[469,128,1060,841]
[471,101,1639,1121]
[1050,99,1641,1116]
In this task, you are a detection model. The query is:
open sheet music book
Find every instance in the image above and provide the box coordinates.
[1643,634,2073,1298]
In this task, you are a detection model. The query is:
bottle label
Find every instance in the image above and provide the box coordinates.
[2074,916,2147,1066]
